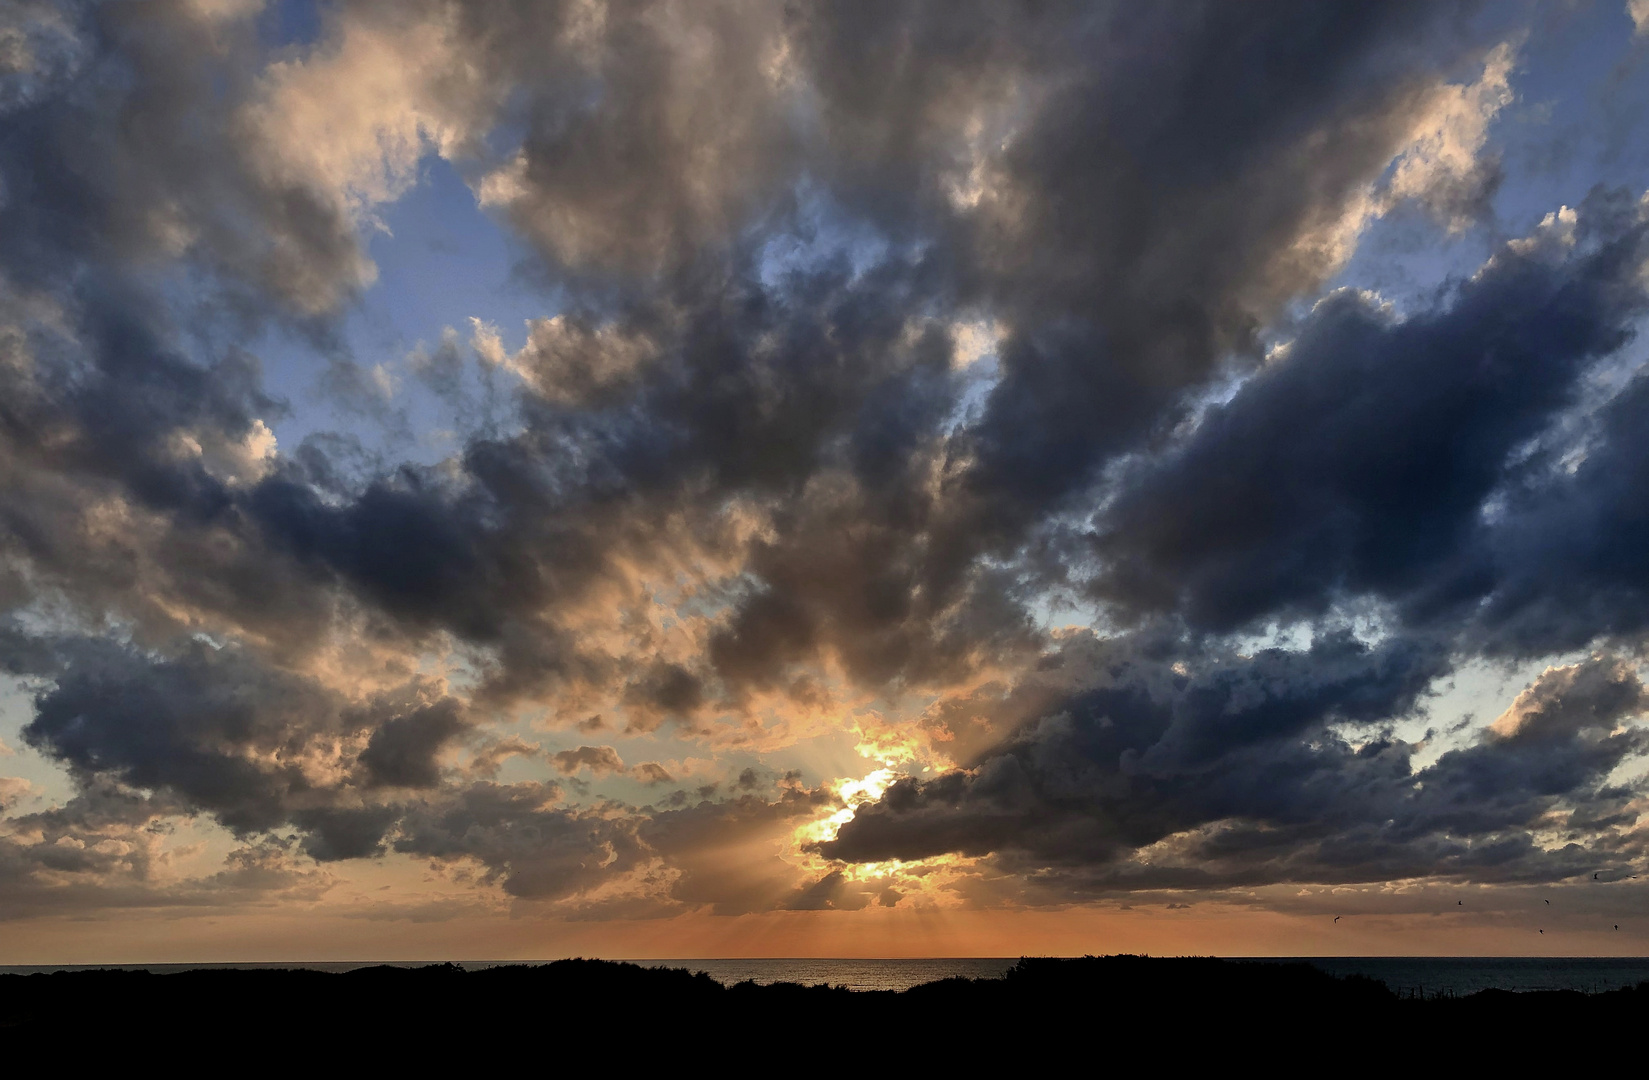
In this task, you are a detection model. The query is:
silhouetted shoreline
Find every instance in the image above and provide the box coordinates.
[6,955,1646,1053]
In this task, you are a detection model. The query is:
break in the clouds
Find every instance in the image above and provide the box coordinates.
[3,0,1649,947]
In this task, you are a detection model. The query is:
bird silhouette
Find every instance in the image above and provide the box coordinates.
[1595,873,1600,880]
[1614,925,1620,931]
[1457,900,1463,906]
[1334,916,1341,923]
[1539,929,1544,934]
[1544,899,1550,905]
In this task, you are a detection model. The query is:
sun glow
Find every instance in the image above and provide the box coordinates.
[794,768,898,849]
[781,755,974,903]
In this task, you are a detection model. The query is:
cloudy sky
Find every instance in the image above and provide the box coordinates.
[4,0,1649,962]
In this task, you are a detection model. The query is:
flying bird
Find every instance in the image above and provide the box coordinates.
[1457,900,1463,905]
[1539,929,1544,934]
[1595,873,1600,879]
[1334,916,1341,923]
[1544,899,1550,904]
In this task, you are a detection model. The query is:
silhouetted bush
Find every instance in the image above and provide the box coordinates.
[3,956,1643,1063]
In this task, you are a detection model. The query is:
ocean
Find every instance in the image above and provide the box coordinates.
[1270,956,1649,997]
[652,956,1649,993]
[3,957,1648,994]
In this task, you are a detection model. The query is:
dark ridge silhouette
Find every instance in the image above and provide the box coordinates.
[3,955,1646,1060]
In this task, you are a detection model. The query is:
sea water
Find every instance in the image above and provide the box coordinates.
[1268,956,1649,997]
[638,957,1017,991]
[4,956,1649,995]
[638,956,1649,993]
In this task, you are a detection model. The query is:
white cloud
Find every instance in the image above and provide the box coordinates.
[243,7,498,228]
[1630,0,1649,36]
[468,317,508,368]
[0,776,38,811]
[1385,41,1518,231]
[1283,42,1520,279]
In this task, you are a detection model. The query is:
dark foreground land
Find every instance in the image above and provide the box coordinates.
[5,955,1644,1061]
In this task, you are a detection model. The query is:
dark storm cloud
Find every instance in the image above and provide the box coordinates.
[550,745,625,776]
[954,1,1468,498]
[659,0,1495,687]
[383,776,837,912]
[489,0,797,279]
[786,869,871,912]
[1090,191,1649,632]
[822,630,1446,863]
[1474,356,1649,655]
[191,0,1503,706]
[621,662,706,729]
[391,780,640,901]
[0,765,334,920]
[359,701,469,789]
[822,639,1648,893]
[1489,653,1649,742]
[18,636,464,853]
[2,0,1503,703]
[24,639,346,834]
[0,1,369,313]
[3,0,1648,917]
[291,805,402,861]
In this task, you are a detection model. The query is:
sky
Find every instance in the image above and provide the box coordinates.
[3,1,1649,963]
